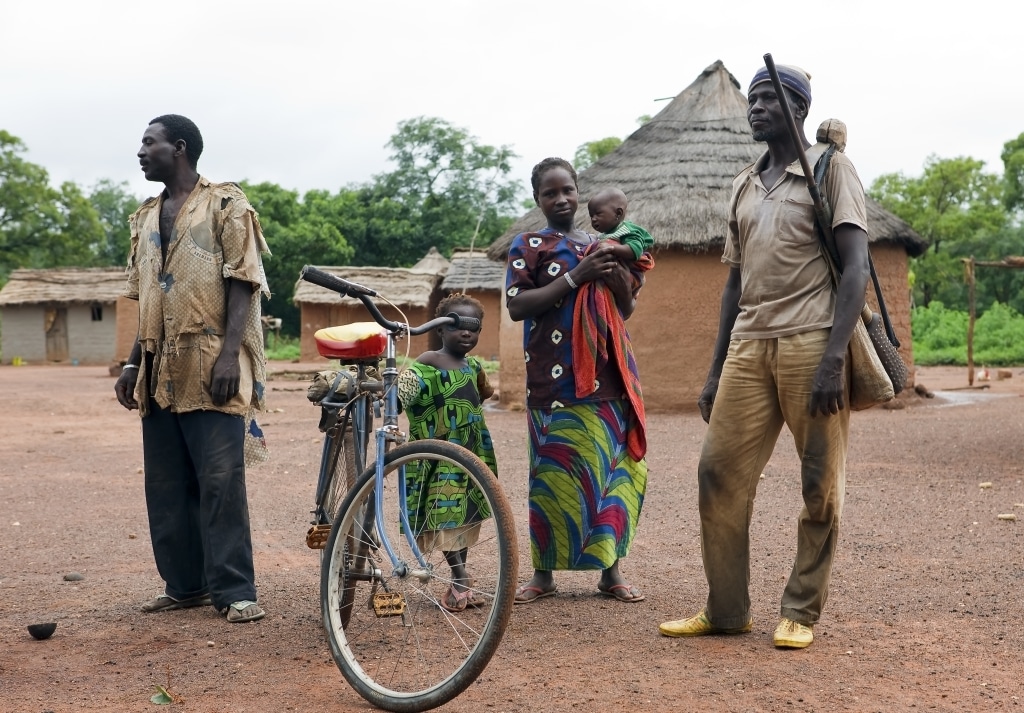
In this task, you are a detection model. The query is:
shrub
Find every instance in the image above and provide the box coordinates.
[912,301,1024,366]
[265,336,301,362]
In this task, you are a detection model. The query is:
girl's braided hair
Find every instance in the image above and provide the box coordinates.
[436,292,485,318]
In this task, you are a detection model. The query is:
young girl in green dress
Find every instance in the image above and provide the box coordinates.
[397,294,498,612]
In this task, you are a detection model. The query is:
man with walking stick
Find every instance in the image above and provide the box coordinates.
[659,61,870,648]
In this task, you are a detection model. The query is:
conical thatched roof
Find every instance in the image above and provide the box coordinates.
[488,60,926,260]
[292,266,439,308]
[441,250,505,292]
[0,268,127,306]
[410,246,451,275]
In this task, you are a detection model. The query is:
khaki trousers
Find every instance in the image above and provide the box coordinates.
[698,329,848,628]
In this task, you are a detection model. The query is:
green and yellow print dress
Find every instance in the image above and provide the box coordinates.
[397,358,497,550]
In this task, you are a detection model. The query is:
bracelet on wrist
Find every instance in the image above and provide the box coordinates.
[122,363,139,372]
[563,272,578,290]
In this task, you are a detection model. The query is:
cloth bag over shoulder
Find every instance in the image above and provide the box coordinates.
[812,120,908,410]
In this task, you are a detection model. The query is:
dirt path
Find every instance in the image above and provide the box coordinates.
[1,364,1022,712]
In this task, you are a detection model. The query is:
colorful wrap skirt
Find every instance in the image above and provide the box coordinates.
[527,400,647,571]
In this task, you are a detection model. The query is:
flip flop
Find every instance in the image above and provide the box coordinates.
[597,583,645,603]
[514,584,556,605]
[141,593,212,613]
[440,585,472,612]
[222,601,265,623]
[465,577,487,608]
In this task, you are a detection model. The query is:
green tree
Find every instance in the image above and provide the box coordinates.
[870,155,1009,310]
[88,179,140,266]
[369,116,523,261]
[241,181,356,337]
[48,181,105,268]
[573,137,622,172]
[573,115,650,171]
[1000,133,1024,215]
[0,130,112,278]
[0,130,62,278]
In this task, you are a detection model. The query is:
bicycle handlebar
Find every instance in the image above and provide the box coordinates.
[300,265,378,298]
[299,265,482,336]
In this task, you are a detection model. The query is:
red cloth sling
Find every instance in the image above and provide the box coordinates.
[571,244,655,461]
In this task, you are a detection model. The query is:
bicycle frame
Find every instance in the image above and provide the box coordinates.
[373,330,430,578]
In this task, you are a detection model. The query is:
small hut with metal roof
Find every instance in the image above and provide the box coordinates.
[439,249,505,361]
[487,60,927,411]
[0,267,136,365]
[293,265,445,362]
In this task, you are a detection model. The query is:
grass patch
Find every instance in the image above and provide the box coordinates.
[913,301,1024,366]
[264,335,301,361]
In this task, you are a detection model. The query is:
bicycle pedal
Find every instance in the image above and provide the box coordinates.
[305,524,331,549]
[372,592,406,617]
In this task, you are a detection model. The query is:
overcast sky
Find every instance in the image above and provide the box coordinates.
[3,1,1019,205]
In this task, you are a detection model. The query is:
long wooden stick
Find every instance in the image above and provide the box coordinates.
[762,54,827,225]
[762,52,901,348]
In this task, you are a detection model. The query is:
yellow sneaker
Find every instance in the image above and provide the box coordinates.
[659,608,752,637]
[773,618,813,648]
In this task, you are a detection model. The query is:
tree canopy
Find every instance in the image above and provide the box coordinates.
[869,142,1024,314]
[242,117,524,335]
[0,131,139,281]
[0,119,524,338]
[6,117,1022,339]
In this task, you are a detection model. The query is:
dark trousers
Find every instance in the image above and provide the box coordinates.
[142,401,257,610]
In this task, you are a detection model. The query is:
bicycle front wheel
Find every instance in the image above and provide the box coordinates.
[321,440,517,713]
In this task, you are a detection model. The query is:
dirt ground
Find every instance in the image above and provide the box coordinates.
[2,362,1023,713]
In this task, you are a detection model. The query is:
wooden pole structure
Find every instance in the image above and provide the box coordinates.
[963,257,976,386]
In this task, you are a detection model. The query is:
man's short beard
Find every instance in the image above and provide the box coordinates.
[752,127,777,142]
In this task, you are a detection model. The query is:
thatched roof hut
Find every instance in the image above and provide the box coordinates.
[410,246,451,275]
[488,60,927,411]
[441,250,505,293]
[293,266,439,308]
[0,268,127,305]
[293,265,444,361]
[489,60,926,260]
[439,250,506,361]
[0,268,132,365]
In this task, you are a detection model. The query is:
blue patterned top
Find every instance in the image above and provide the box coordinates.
[505,228,627,409]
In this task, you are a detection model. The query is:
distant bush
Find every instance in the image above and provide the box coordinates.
[912,301,1024,366]
[265,336,300,362]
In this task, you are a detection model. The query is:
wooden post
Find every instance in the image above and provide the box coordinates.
[963,257,976,386]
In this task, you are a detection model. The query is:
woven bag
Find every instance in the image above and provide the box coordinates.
[813,140,908,409]
[847,305,896,411]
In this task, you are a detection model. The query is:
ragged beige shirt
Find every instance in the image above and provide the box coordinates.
[723,143,868,339]
[124,177,271,419]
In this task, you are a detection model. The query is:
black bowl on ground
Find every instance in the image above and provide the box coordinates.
[27,622,57,640]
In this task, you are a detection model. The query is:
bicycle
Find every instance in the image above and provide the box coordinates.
[299,265,518,713]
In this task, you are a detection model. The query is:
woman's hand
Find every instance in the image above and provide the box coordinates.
[571,243,620,284]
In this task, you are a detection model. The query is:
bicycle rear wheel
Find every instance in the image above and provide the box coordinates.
[320,425,357,523]
[321,440,517,713]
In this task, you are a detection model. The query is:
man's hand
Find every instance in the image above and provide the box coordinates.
[114,370,139,410]
[210,352,242,406]
[697,374,720,424]
[809,353,847,416]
